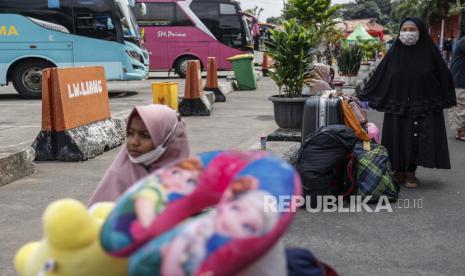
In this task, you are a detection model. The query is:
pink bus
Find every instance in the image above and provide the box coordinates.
[134,0,254,77]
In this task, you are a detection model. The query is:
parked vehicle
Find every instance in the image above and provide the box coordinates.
[0,0,149,99]
[134,0,254,77]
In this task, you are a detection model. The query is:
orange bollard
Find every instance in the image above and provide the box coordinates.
[205,57,226,102]
[184,60,203,100]
[262,53,270,77]
[179,60,212,116]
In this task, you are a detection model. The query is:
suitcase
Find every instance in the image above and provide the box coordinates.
[301,96,344,143]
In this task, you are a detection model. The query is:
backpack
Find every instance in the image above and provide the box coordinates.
[296,125,357,204]
[286,248,338,276]
[352,141,400,202]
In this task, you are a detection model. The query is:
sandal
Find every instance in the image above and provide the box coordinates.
[404,172,418,188]
[456,129,465,142]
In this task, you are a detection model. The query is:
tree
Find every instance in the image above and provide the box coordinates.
[281,0,342,64]
[420,0,449,25]
[392,0,451,26]
[373,0,392,16]
[343,0,382,20]
[449,0,465,16]
[284,0,341,36]
[392,0,421,22]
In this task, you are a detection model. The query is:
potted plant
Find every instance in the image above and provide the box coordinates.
[336,44,363,86]
[358,40,373,72]
[266,19,316,130]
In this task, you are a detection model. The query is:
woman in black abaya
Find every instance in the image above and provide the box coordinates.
[358,17,456,188]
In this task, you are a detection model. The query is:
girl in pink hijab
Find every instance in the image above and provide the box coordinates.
[305,63,335,95]
[88,104,190,206]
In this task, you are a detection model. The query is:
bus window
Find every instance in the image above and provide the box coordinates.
[219,3,236,15]
[73,0,118,41]
[219,14,242,47]
[134,3,193,27]
[0,0,74,33]
[190,2,219,37]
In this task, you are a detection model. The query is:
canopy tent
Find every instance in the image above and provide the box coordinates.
[346,24,377,42]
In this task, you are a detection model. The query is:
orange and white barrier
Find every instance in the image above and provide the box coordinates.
[204,57,226,102]
[179,61,212,116]
[262,53,270,76]
[33,66,125,161]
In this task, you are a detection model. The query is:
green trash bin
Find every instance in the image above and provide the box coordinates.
[227,54,257,90]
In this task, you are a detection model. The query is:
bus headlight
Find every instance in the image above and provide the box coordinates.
[126,50,142,63]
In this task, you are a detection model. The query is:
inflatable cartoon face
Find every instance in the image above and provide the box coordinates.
[126,151,302,276]
[14,199,127,276]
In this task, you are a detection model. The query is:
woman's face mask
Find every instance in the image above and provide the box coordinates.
[399,31,419,46]
[399,22,420,46]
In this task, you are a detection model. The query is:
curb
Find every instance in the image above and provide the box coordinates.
[249,141,301,165]
[218,81,236,95]
[0,147,35,187]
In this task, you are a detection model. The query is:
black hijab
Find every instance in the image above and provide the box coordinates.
[358,17,456,117]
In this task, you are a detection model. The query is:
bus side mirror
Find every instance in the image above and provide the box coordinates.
[139,3,147,16]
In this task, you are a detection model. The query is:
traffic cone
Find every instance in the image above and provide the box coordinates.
[204,57,226,102]
[179,60,212,116]
[262,53,270,77]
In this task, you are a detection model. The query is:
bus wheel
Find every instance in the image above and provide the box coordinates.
[12,60,54,99]
[174,56,200,78]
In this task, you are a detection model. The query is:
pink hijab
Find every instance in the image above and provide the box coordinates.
[306,63,333,95]
[88,105,190,206]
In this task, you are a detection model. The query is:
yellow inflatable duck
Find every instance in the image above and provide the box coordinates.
[14,199,127,276]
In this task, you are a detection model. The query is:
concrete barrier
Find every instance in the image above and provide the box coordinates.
[179,61,213,116]
[0,147,35,187]
[204,57,226,102]
[32,66,125,161]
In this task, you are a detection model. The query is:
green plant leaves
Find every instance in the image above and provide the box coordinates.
[266,19,316,97]
[336,44,364,76]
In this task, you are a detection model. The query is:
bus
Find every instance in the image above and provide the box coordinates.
[0,0,149,99]
[134,0,254,77]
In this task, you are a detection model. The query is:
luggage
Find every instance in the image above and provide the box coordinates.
[286,248,338,276]
[296,125,357,205]
[341,99,370,141]
[301,96,344,143]
[366,122,381,144]
[349,100,368,125]
[352,141,400,202]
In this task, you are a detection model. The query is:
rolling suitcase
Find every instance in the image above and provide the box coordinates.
[301,96,344,143]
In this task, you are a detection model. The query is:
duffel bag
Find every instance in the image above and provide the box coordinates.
[352,141,400,202]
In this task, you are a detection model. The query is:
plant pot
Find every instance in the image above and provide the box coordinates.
[349,76,358,86]
[360,63,370,72]
[268,95,309,130]
[339,75,350,85]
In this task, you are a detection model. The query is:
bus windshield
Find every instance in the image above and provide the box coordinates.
[241,15,253,46]
[114,0,139,39]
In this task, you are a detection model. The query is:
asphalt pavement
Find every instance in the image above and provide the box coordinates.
[0,74,464,275]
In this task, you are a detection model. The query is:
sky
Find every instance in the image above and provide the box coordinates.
[237,0,353,21]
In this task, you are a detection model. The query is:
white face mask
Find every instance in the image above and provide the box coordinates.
[128,119,179,166]
[399,31,419,46]
[128,146,168,166]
